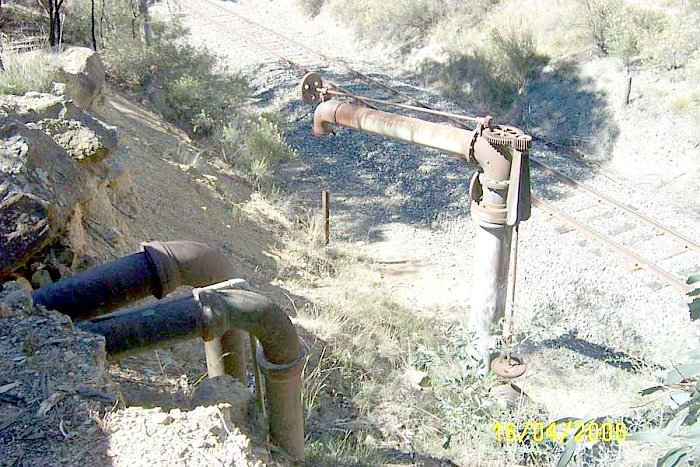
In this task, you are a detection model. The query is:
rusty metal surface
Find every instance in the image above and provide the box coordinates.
[140,240,237,297]
[491,355,527,379]
[77,294,207,356]
[314,99,477,161]
[256,344,306,461]
[32,251,159,320]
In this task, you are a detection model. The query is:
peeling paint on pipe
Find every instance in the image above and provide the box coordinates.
[31,251,159,320]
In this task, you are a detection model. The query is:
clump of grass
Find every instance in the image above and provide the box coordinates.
[220,116,297,189]
[0,49,58,95]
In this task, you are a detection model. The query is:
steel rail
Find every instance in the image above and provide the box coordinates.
[533,198,692,293]
[175,0,380,110]
[530,160,700,254]
[184,0,698,293]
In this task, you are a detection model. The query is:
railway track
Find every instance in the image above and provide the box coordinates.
[175,0,698,294]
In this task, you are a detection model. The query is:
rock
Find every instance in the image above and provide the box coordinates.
[404,368,431,390]
[190,376,255,429]
[0,280,34,316]
[0,188,50,277]
[0,91,129,280]
[30,117,117,162]
[31,269,53,289]
[55,47,108,112]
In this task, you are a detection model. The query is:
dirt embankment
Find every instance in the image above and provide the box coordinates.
[1,47,290,466]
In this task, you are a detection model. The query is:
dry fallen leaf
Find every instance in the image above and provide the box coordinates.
[0,382,20,394]
[37,391,68,417]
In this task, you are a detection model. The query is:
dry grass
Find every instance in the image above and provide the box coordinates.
[0,48,58,95]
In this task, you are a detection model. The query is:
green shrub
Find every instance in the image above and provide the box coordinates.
[103,38,248,137]
[297,0,326,17]
[329,0,448,44]
[437,27,545,114]
[221,116,297,187]
[0,50,58,95]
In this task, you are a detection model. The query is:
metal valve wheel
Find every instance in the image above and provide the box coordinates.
[482,125,524,146]
[300,72,325,105]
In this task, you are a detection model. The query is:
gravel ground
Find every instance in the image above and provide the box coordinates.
[169,0,700,423]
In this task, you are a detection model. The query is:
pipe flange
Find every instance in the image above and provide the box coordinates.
[491,355,527,379]
[140,241,180,298]
[300,72,325,105]
[256,343,308,376]
[482,125,524,146]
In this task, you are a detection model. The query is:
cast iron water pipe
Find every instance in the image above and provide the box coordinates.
[78,286,306,460]
[31,240,247,382]
[306,82,531,376]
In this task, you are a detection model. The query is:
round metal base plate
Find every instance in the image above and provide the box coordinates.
[300,72,324,105]
[491,355,527,379]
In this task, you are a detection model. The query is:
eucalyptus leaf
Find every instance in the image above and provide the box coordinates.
[556,436,577,467]
[641,385,668,396]
[663,408,690,436]
[690,299,700,321]
[657,446,689,467]
[687,273,700,285]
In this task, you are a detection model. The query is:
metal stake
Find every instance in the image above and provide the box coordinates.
[322,190,330,245]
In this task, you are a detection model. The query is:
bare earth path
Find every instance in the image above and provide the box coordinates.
[166,0,700,420]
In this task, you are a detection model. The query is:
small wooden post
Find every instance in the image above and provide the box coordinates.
[622,75,632,108]
[322,190,330,245]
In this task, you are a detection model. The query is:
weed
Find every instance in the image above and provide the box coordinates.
[220,116,297,189]
[579,0,619,55]
[0,49,58,95]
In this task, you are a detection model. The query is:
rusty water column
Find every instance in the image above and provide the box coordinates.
[303,74,531,375]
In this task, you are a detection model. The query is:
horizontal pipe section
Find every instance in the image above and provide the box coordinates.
[77,294,207,356]
[32,240,238,320]
[141,240,237,298]
[315,99,475,159]
[32,252,159,320]
[313,99,513,184]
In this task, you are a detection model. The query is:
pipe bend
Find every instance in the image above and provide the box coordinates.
[312,99,344,136]
[141,240,236,298]
[197,289,300,365]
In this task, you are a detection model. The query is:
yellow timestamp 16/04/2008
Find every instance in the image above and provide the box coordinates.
[493,420,628,444]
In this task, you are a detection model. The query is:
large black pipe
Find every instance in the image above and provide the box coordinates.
[31,240,239,320]
[32,240,249,383]
[32,251,159,320]
[77,288,306,460]
[78,294,206,355]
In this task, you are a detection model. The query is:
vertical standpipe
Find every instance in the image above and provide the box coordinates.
[311,98,530,374]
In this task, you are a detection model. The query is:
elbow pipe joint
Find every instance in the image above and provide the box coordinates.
[312,99,344,136]
[141,240,236,298]
[197,289,301,365]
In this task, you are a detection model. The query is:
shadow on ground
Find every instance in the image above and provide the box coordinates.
[271,56,619,242]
